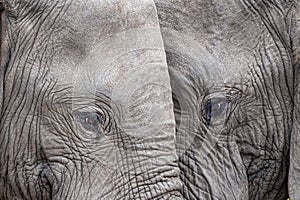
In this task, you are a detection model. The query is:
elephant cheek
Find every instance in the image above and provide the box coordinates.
[178,136,249,199]
[202,141,248,199]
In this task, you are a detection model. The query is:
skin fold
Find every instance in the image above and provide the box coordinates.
[0,0,182,199]
[289,2,300,198]
[0,0,300,200]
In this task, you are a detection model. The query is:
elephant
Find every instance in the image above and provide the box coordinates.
[0,0,300,200]
[154,0,299,199]
[0,0,182,199]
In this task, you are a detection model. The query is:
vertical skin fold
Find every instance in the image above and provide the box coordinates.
[290,63,300,199]
[289,2,300,199]
[0,0,183,199]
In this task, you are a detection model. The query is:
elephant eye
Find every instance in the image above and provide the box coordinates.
[74,111,105,135]
[203,97,229,127]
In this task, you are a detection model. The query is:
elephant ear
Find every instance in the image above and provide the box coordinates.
[289,5,300,199]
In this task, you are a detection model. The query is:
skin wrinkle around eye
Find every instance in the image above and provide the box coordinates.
[44,93,116,140]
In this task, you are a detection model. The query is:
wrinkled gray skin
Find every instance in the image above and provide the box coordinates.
[0,0,300,200]
[154,0,299,199]
[0,0,182,199]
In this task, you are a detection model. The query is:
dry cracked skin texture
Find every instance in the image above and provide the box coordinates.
[0,0,300,199]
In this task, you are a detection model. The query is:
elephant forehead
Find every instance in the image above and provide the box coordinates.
[163,29,254,87]
[51,27,167,94]
[51,0,160,56]
[47,0,166,93]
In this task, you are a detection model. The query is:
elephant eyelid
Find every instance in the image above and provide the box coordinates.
[73,108,108,136]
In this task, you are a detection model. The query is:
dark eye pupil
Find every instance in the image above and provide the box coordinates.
[204,100,212,125]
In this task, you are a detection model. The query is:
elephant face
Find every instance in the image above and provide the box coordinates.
[1,0,300,199]
[0,0,182,199]
[155,0,295,199]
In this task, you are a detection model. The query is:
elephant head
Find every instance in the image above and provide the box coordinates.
[154,0,297,199]
[0,0,182,199]
[1,0,300,200]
